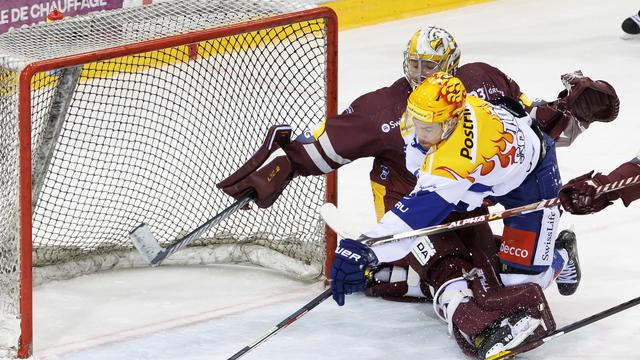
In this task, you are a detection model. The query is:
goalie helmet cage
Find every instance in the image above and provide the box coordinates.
[0,1,337,358]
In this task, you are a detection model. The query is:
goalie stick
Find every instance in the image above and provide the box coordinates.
[322,174,640,247]
[490,295,640,359]
[129,192,254,266]
[129,125,294,265]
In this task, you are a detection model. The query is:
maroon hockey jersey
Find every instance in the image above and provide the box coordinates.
[608,159,640,206]
[283,62,525,220]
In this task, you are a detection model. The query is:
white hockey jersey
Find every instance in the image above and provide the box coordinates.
[366,96,542,263]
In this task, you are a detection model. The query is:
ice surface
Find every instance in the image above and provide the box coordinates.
[31,0,640,358]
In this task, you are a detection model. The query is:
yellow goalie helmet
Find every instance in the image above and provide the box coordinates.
[403,27,461,88]
[406,72,466,141]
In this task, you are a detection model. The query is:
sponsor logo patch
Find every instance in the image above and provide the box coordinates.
[379,165,390,181]
[540,210,557,262]
[460,111,474,161]
[381,120,400,133]
[335,247,361,262]
[499,226,536,267]
[411,237,436,266]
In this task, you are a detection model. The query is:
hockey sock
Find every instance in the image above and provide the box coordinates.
[552,248,568,279]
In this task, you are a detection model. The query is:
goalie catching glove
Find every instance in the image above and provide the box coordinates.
[533,70,619,146]
[216,125,295,208]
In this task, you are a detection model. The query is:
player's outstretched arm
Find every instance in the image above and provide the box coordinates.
[218,79,409,208]
[559,156,640,214]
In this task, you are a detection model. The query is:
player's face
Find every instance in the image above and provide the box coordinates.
[413,118,443,148]
[407,58,440,86]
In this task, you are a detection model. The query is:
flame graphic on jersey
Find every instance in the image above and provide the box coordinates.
[432,112,516,182]
[476,116,516,176]
[434,165,470,181]
[477,130,515,176]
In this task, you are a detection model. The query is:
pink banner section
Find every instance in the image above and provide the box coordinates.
[0,0,124,34]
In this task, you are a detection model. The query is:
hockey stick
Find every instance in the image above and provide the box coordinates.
[227,288,332,360]
[223,175,639,359]
[322,174,640,247]
[491,295,640,359]
[129,192,254,266]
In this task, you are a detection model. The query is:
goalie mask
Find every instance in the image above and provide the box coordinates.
[403,27,461,89]
[405,72,466,147]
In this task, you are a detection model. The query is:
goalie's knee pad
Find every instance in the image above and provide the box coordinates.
[366,231,473,303]
[404,233,472,289]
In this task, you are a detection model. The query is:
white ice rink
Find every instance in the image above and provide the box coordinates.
[33,0,640,359]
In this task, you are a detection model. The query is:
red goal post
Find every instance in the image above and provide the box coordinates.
[0,1,338,358]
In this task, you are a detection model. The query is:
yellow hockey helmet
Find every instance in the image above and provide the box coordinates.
[403,27,461,88]
[406,72,466,140]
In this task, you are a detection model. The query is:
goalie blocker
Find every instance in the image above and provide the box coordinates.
[217,125,295,208]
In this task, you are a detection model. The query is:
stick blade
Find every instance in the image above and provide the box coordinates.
[320,203,362,239]
[129,223,164,265]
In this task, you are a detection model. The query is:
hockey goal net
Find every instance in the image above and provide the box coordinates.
[0,0,337,357]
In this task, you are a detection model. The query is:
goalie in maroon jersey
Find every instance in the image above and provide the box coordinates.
[217,26,619,302]
[218,26,619,210]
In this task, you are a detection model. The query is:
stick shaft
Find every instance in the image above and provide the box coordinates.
[152,192,254,264]
[227,288,332,360]
[363,174,640,247]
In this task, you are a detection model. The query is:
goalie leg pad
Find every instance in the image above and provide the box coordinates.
[406,234,472,290]
[438,207,501,276]
[365,208,502,303]
[442,280,556,358]
[364,230,470,302]
[364,264,433,302]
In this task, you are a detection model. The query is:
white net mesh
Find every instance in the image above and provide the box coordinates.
[0,0,318,70]
[0,67,20,359]
[0,0,334,356]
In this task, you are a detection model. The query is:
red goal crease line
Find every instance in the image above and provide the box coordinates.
[37,283,325,359]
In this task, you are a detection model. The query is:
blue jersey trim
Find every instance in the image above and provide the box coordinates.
[391,190,455,230]
[469,183,492,193]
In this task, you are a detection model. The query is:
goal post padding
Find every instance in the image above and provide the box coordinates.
[0,1,337,358]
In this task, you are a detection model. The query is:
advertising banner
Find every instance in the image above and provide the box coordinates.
[0,0,124,33]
